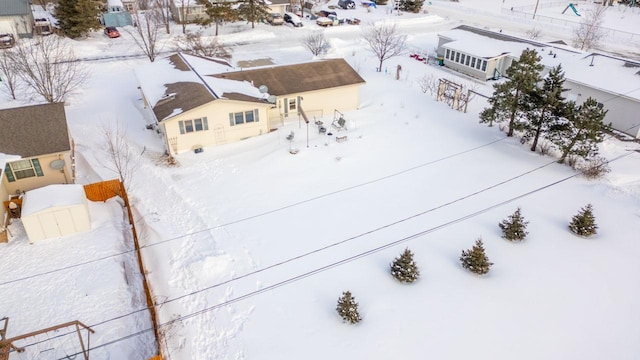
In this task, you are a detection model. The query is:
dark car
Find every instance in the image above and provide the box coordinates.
[338,0,356,9]
[317,10,338,17]
[0,33,15,49]
[284,12,303,27]
[104,26,120,38]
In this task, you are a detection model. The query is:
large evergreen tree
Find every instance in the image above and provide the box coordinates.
[523,64,568,152]
[237,0,271,29]
[460,238,493,275]
[55,0,103,38]
[480,49,543,137]
[197,0,239,36]
[499,207,529,241]
[390,248,420,283]
[336,291,362,324]
[569,204,598,237]
[551,97,608,164]
[398,0,425,13]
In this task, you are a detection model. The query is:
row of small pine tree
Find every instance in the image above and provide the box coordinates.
[336,204,598,324]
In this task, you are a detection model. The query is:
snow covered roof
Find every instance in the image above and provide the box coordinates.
[134,53,267,121]
[439,25,640,101]
[21,184,88,217]
[562,54,640,101]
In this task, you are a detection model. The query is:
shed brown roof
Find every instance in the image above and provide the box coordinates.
[210,58,365,96]
[0,103,71,158]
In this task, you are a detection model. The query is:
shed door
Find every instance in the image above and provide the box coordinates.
[37,209,75,238]
[55,210,76,236]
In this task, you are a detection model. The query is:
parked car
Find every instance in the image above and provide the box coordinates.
[268,13,284,25]
[316,10,338,18]
[316,17,333,26]
[0,33,15,49]
[284,12,303,27]
[338,0,356,9]
[104,26,120,38]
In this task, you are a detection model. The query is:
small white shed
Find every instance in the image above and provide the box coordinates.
[21,184,91,242]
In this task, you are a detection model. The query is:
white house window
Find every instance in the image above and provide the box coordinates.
[455,52,460,63]
[288,99,297,111]
[460,54,465,64]
[465,56,470,66]
[5,159,44,182]
[476,59,482,70]
[445,49,450,59]
[481,60,487,71]
[229,109,260,126]
[471,57,476,68]
[179,117,208,134]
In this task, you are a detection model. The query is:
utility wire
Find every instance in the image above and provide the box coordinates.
[0,137,507,287]
[51,151,635,360]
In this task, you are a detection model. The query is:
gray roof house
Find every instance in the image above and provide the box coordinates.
[0,103,75,196]
[0,0,34,38]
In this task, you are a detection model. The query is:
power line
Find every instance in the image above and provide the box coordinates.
[0,137,507,287]
[53,151,634,360]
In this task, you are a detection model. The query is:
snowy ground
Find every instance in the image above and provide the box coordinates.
[1,0,640,359]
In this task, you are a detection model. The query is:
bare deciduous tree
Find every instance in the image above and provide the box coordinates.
[525,27,541,40]
[154,0,172,34]
[0,48,20,99]
[100,121,140,190]
[573,5,607,50]
[416,73,438,95]
[129,9,163,62]
[174,30,230,58]
[362,22,407,72]
[11,35,88,103]
[302,32,330,56]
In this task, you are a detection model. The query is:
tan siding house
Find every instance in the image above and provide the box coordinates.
[1,103,74,196]
[135,53,365,155]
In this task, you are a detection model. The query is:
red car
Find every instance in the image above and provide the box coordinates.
[104,26,120,38]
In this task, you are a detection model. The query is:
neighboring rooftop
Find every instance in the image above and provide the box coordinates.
[0,103,71,158]
[0,0,30,16]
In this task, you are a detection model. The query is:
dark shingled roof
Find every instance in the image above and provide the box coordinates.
[153,81,216,121]
[0,103,71,158]
[210,59,365,96]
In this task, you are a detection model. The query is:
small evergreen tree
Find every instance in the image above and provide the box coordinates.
[390,248,420,283]
[399,0,425,12]
[460,238,493,275]
[569,204,598,237]
[479,49,543,137]
[237,0,271,29]
[551,97,608,164]
[336,291,362,324]
[523,64,568,152]
[498,207,529,241]
[197,0,239,36]
[55,0,103,38]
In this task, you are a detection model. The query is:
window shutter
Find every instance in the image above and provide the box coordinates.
[4,163,15,182]
[297,96,301,111]
[203,117,209,130]
[32,159,44,177]
[254,109,259,122]
[229,113,234,126]
[179,121,185,134]
[284,98,288,115]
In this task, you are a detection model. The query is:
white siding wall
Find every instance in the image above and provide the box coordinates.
[565,81,640,138]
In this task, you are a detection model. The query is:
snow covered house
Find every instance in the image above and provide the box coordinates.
[135,53,365,155]
[169,0,206,24]
[20,184,91,242]
[0,0,35,38]
[102,0,134,27]
[0,103,75,196]
[437,25,640,139]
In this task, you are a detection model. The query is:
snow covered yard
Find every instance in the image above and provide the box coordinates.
[0,198,155,359]
[1,0,639,358]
